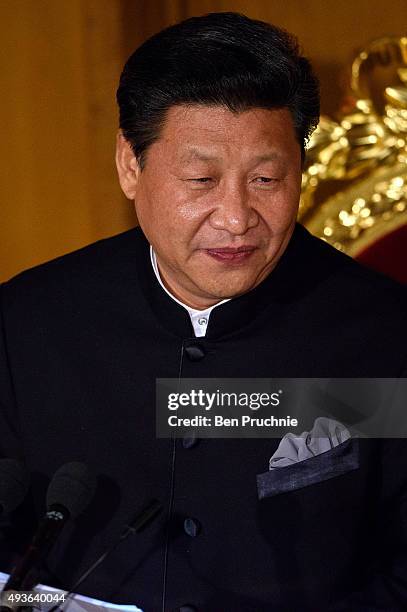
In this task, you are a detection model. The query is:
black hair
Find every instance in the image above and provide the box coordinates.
[117,12,320,167]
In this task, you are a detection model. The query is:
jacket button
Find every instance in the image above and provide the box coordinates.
[179,606,197,612]
[184,517,201,537]
[184,344,206,361]
[182,431,199,449]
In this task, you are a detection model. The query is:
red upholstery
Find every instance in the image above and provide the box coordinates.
[356,224,407,284]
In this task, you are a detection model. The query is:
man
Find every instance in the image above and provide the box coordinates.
[1,12,406,612]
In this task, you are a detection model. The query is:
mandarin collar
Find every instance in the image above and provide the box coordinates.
[135,224,310,341]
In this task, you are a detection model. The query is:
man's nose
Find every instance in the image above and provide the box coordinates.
[209,183,258,235]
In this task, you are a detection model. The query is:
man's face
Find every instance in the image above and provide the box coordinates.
[116,105,302,309]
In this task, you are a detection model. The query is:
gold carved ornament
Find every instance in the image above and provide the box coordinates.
[300,36,407,257]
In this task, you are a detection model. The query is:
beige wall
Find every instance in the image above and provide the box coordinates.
[1,0,406,280]
[1,0,133,281]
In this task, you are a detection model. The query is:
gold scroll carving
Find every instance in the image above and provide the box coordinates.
[300,36,407,256]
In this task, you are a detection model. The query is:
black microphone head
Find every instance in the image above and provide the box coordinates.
[0,458,30,514]
[46,462,96,520]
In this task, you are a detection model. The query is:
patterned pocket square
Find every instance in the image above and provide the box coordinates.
[256,418,359,499]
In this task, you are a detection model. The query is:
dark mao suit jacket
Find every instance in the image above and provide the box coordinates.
[1,224,407,611]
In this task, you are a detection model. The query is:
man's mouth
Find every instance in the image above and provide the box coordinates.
[204,246,256,263]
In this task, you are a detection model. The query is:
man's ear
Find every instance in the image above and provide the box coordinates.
[115,131,141,200]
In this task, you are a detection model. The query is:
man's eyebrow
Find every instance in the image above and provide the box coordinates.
[252,152,282,163]
[179,150,283,163]
[179,148,220,163]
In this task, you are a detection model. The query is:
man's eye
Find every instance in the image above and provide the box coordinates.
[188,177,212,183]
[254,177,275,183]
[252,177,281,189]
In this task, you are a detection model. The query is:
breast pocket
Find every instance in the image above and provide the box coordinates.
[256,438,359,500]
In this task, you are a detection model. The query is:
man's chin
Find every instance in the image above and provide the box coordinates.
[195,277,262,302]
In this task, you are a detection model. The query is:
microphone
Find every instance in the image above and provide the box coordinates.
[2,461,96,594]
[0,459,30,516]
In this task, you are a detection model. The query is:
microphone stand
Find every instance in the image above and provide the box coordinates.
[0,507,68,612]
[50,499,162,612]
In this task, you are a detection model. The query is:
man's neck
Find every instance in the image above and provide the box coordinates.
[150,247,230,337]
[150,248,228,312]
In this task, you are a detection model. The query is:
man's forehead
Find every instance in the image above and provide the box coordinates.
[157,104,296,160]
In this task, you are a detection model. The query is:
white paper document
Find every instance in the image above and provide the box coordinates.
[0,573,143,612]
